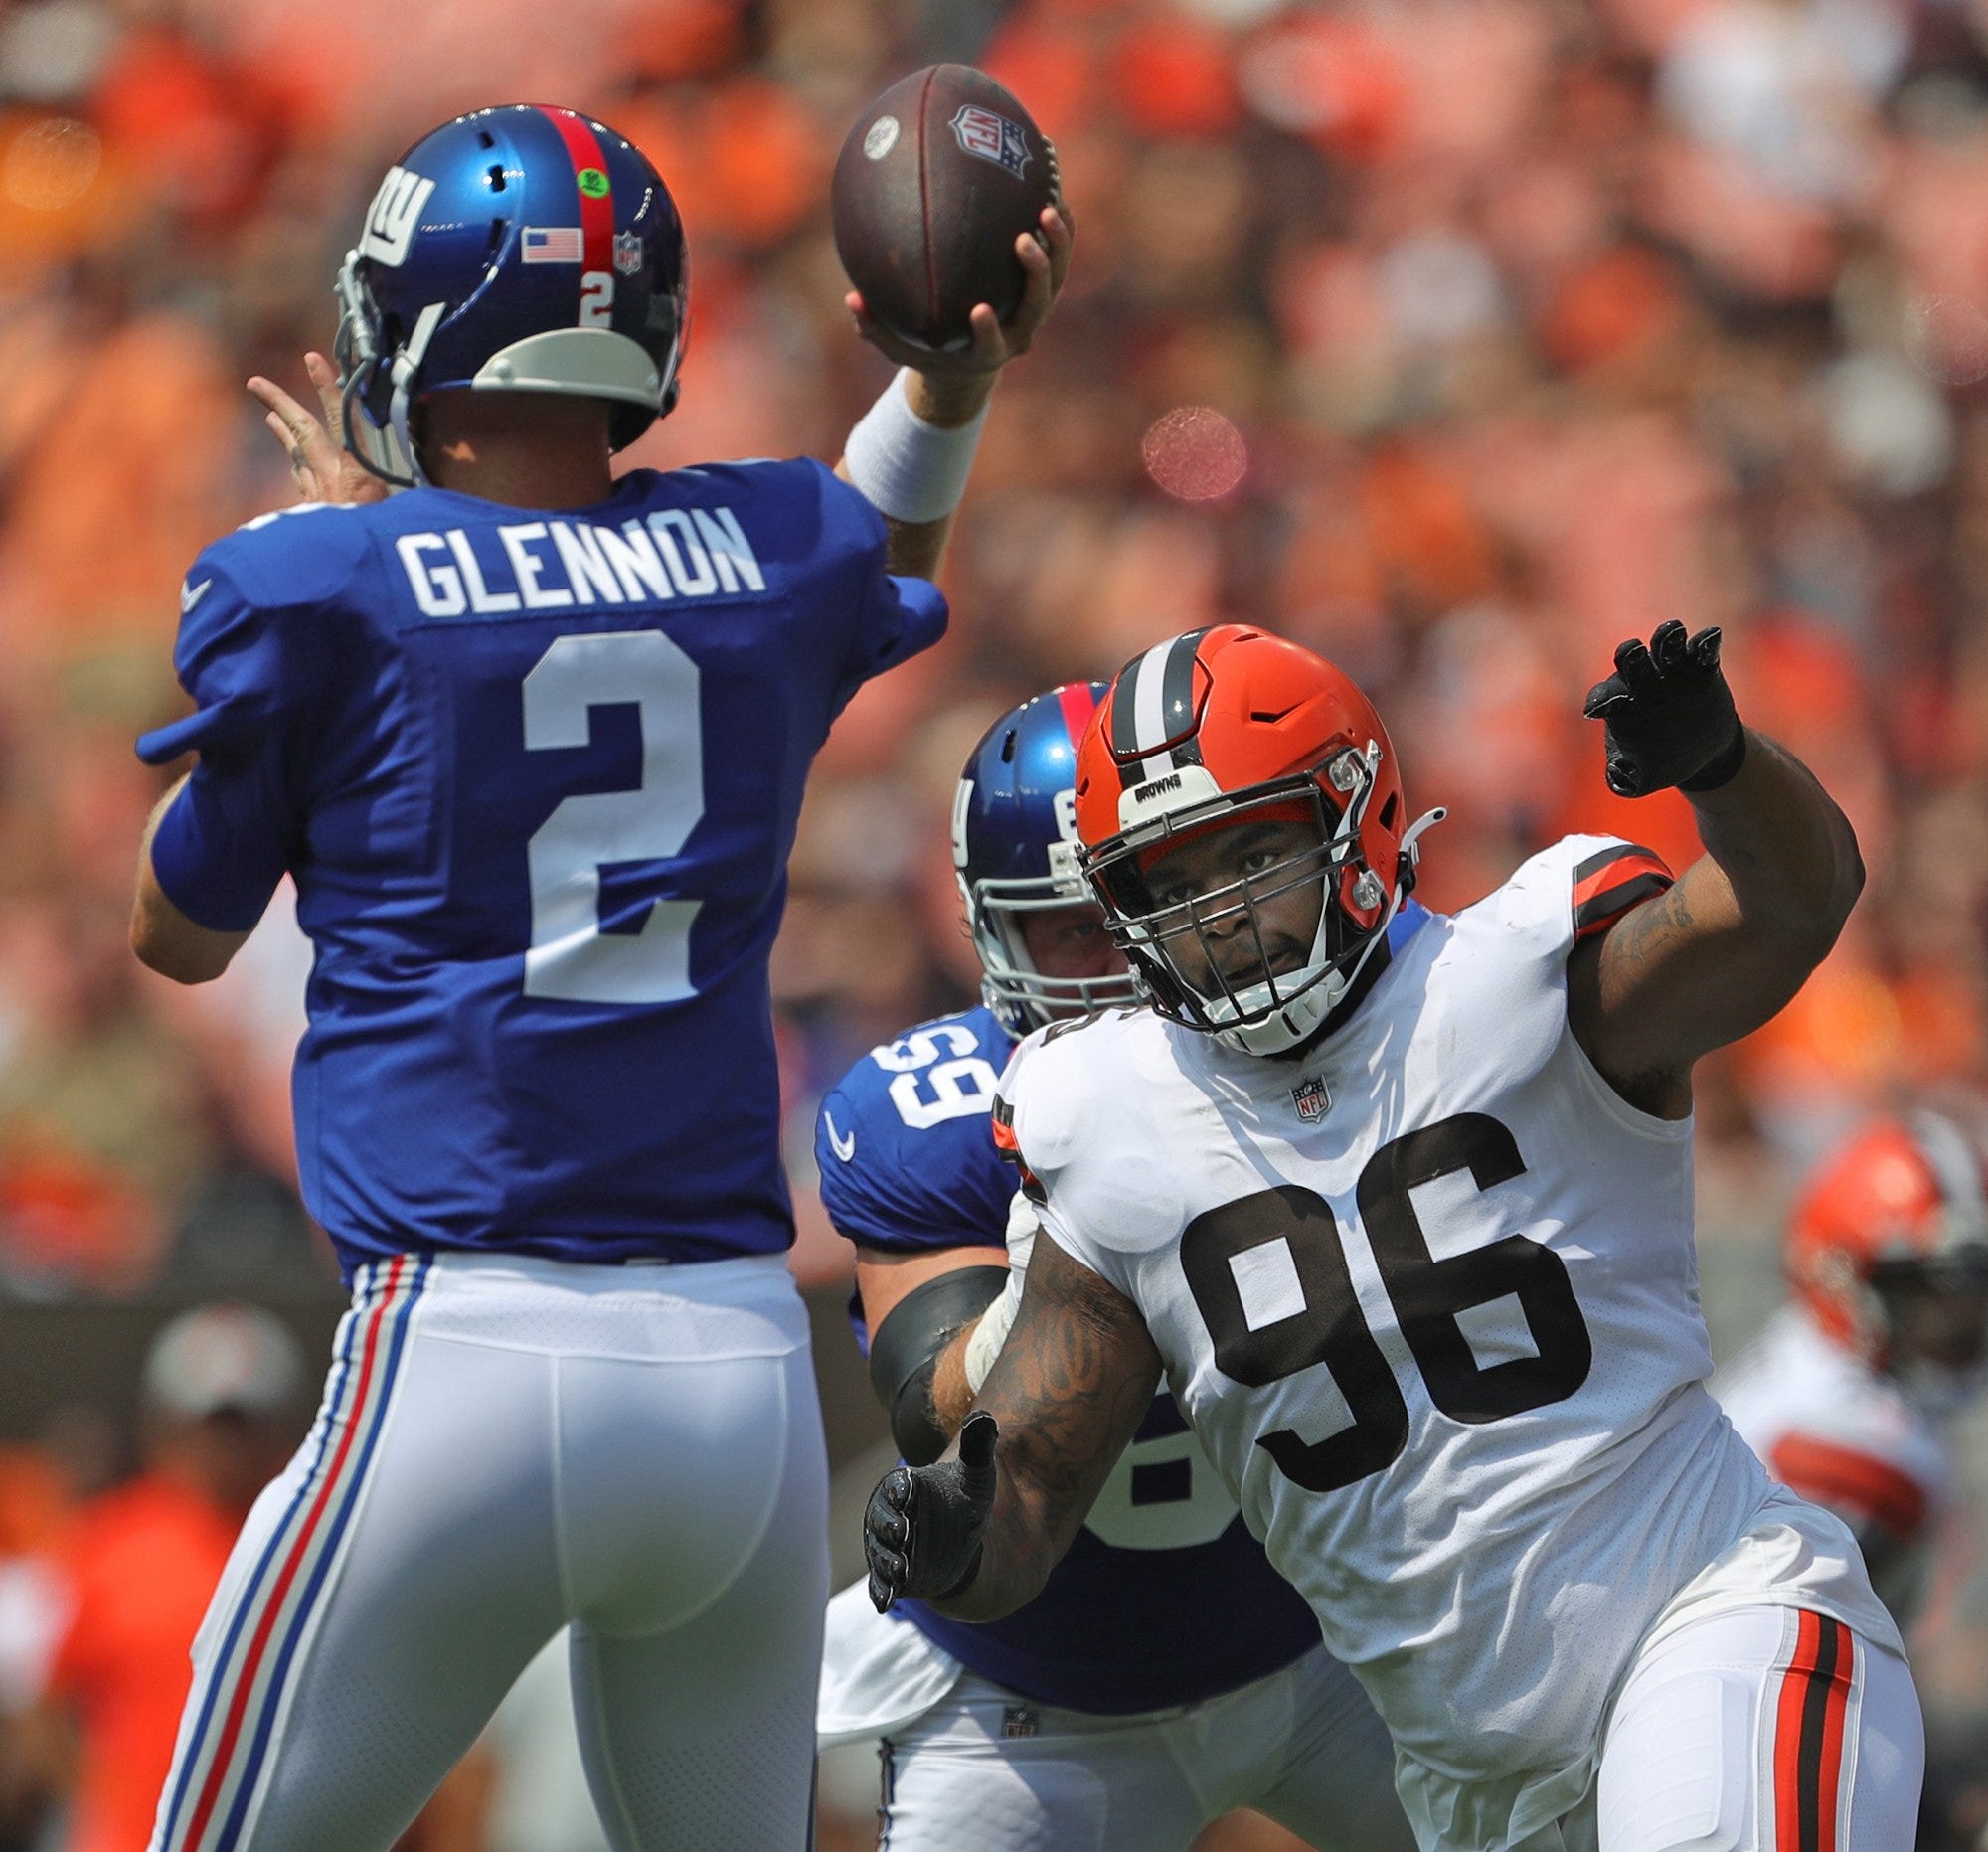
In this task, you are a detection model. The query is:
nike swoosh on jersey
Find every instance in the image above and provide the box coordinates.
[824,1111,857,1163]
[181,578,214,614]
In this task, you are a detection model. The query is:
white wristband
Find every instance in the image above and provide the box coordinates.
[842,368,989,524]
[962,1269,1024,1395]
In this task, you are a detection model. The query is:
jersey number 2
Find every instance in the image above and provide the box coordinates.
[1180,1113,1592,1494]
[522,631,703,1004]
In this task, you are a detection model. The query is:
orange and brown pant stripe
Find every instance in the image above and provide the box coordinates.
[1771,1609,1855,1852]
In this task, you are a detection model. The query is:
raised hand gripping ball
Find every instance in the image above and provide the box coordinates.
[832,64,1059,350]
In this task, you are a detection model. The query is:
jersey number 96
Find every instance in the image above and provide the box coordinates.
[1181,1113,1592,1494]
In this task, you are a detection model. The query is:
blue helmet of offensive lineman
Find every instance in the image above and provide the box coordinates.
[334,103,690,486]
[953,684,1140,1035]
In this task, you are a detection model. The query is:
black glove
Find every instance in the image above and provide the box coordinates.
[1582,620,1745,798]
[865,1410,999,1613]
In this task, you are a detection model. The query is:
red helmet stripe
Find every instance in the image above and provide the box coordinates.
[1056,681,1098,752]
[539,107,614,310]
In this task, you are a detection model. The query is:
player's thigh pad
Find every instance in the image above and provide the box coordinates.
[1593,1605,1922,1852]
[878,1674,1209,1852]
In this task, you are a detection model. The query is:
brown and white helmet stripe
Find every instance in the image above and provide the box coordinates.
[1108,629,1209,788]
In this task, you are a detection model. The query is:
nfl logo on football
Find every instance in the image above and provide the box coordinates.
[1291,1076,1330,1122]
[950,104,1031,180]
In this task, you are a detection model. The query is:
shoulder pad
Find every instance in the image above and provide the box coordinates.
[1481,834,1674,949]
[995,1012,1132,1184]
[201,501,374,609]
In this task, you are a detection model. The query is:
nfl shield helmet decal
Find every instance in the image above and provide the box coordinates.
[612,231,644,276]
[950,105,1032,180]
[1291,1075,1330,1122]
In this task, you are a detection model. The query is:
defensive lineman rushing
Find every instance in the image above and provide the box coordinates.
[1717,1110,1988,1630]
[866,622,1925,1851]
[815,685,1415,1850]
[128,104,1069,1850]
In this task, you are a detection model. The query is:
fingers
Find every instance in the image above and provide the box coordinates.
[1040,200,1075,294]
[844,289,875,340]
[1582,675,1628,719]
[846,289,974,371]
[863,1472,911,1610]
[1611,636,1660,696]
[247,373,322,446]
[261,410,309,481]
[1603,753,1644,798]
[995,204,1066,353]
[1600,620,1728,715]
[958,1410,999,1475]
[304,351,346,441]
[963,300,1006,368]
[258,406,319,500]
[845,289,916,362]
[866,1557,903,1612]
[248,369,339,500]
[1005,232,1053,345]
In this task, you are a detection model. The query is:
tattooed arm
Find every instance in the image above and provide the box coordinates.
[919,1230,1161,1621]
[1567,730,1864,1117]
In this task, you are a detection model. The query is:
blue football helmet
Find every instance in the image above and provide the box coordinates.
[334,103,690,486]
[953,684,1140,1035]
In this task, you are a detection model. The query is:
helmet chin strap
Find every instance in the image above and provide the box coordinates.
[1211,804,1446,1059]
[386,302,447,488]
[1398,804,1447,873]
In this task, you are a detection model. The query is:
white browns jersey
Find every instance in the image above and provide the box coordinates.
[1716,1307,1951,1627]
[998,837,1900,1847]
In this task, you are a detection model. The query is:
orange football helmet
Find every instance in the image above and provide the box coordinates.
[1788,1111,1988,1375]
[1075,624,1440,1055]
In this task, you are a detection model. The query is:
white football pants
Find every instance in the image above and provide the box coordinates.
[1537,1604,1923,1852]
[873,1644,1416,1851]
[147,1250,828,1852]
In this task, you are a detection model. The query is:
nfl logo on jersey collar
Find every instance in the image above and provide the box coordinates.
[1291,1075,1330,1122]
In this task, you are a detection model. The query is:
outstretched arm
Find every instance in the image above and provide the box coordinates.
[864,1229,1161,1621]
[1568,622,1864,1113]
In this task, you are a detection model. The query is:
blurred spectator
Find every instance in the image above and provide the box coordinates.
[0,1446,74,1849]
[28,1305,305,1852]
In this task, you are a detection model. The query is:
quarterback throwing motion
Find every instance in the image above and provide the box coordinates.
[867,622,1924,1851]
[130,102,1065,1852]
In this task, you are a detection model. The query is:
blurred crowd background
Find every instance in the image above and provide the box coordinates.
[1,0,1986,1844]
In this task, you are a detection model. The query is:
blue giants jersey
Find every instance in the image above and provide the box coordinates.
[815,1004,1320,1713]
[140,460,945,1278]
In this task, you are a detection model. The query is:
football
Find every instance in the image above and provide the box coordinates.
[831,64,1059,350]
